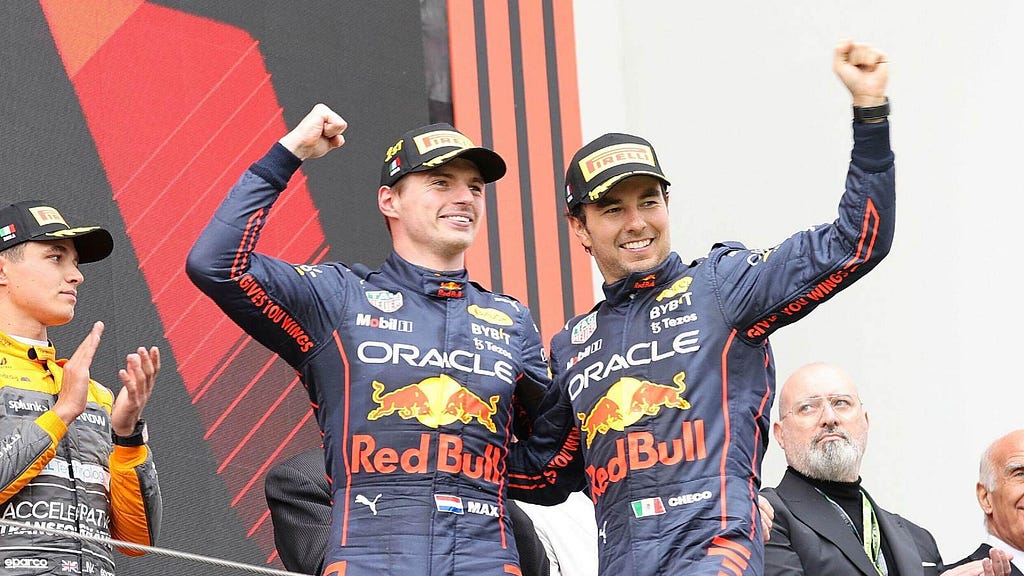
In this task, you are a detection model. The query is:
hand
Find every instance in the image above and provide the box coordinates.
[52,321,104,426]
[758,494,775,542]
[832,40,889,107]
[941,549,1013,576]
[278,103,348,161]
[109,344,160,437]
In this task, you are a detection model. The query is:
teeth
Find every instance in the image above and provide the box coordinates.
[445,215,471,223]
[622,239,652,249]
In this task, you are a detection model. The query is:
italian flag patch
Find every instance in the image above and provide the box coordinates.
[631,497,666,518]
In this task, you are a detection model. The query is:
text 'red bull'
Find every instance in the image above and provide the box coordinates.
[437,281,463,298]
[351,433,503,484]
[587,419,707,499]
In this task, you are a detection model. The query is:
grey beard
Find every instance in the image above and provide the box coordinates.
[801,436,863,482]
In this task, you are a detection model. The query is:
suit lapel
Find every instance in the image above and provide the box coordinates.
[864,491,924,576]
[778,471,880,576]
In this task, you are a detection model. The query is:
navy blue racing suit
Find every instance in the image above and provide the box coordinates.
[510,120,895,575]
[186,144,576,575]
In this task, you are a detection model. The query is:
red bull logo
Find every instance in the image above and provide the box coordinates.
[367,374,499,432]
[437,281,464,298]
[577,372,691,448]
[632,273,657,290]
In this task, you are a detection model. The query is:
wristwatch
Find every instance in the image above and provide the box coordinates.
[853,97,890,123]
[112,420,149,446]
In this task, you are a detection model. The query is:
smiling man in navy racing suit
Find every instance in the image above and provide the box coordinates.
[509,40,896,576]
[187,105,579,576]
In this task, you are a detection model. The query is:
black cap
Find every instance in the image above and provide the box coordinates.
[0,200,113,263]
[380,123,506,187]
[564,133,671,210]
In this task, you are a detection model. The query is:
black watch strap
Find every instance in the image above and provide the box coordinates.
[853,97,890,123]
[112,420,149,447]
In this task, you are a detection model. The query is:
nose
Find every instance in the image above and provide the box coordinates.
[452,182,476,205]
[818,402,841,426]
[623,206,647,232]
[67,265,84,285]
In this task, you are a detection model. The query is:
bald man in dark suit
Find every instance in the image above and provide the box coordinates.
[761,363,1010,576]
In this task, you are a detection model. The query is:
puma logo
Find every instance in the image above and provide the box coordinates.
[355,493,382,515]
[599,521,607,544]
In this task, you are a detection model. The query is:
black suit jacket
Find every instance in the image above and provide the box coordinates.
[947,544,1024,576]
[265,448,550,576]
[761,469,944,576]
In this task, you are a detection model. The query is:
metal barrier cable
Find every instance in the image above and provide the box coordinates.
[0,518,312,576]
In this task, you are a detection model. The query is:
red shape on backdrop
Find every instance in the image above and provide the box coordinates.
[40,0,325,563]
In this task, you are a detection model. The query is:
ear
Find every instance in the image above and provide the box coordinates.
[568,214,592,251]
[0,255,9,286]
[378,185,399,219]
[977,481,994,515]
[772,421,785,451]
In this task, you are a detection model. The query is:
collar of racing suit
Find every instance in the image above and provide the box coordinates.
[601,251,688,307]
[0,329,57,365]
[377,251,473,299]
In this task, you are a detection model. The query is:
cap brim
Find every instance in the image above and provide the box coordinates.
[419,147,507,184]
[43,226,113,264]
[578,170,671,205]
[452,148,506,184]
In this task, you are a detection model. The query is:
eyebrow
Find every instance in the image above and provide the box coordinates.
[41,244,69,255]
[425,167,485,185]
[41,243,78,263]
[594,187,664,208]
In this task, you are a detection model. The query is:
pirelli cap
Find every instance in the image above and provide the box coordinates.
[564,133,671,210]
[0,200,113,263]
[380,123,506,187]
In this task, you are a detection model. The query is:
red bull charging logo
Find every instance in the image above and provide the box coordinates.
[577,372,691,448]
[367,374,500,432]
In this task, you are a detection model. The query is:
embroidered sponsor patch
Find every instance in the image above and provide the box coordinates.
[366,290,404,313]
[571,312,598,344]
